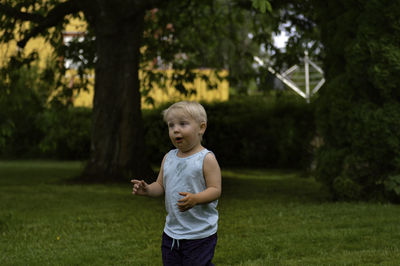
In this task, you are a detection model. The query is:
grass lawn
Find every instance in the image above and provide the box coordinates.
[1,161,400,265]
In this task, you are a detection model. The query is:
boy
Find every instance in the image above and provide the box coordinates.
[131,101,221,266]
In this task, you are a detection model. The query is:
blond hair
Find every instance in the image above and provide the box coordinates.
[162,101,207,123]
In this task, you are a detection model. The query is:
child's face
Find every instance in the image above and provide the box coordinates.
[166,111,206,154]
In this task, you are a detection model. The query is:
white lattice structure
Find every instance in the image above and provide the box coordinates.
[255,51,325,103]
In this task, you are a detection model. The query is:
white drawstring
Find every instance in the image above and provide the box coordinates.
[171,238,180,250]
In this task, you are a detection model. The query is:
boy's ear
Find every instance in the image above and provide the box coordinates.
[199,122,207,133]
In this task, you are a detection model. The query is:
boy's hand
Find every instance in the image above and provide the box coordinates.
[177,192,198,212]
[131,180,149,196]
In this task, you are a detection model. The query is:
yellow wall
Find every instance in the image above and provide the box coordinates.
[0,16,86,68]
[142,69,229,106]
[0,31,52,69]
[73,69,229,109]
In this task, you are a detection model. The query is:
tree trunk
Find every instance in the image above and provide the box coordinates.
[82,7,154,182]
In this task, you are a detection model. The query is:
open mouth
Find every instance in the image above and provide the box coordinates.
[175,137,183,143]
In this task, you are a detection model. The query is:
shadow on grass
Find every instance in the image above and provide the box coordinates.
[0,160,143,187]
[0,160,84,186]
[221,168,331,204]
[0,161,331,204]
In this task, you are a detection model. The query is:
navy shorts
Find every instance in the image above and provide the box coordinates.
[161,232,217,266]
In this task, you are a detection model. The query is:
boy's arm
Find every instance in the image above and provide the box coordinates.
[178,153,221,212]
[131,155,166,197]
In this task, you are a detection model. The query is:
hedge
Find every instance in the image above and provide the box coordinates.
[1,97,316,170]
[144,97,316,169]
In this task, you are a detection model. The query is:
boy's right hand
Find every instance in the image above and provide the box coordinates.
[131,180,149,196]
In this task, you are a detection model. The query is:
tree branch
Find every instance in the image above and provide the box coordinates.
[0,0,82,48]
[0,3,44,22]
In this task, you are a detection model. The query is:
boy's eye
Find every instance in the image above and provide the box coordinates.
[168,123,174,128]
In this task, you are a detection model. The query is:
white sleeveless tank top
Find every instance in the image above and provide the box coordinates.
[163,148,218,240]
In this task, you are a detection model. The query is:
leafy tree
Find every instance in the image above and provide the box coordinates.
[1,0,159,181]
[312,0,400,201]
[262,0,400,201]
[0,0,273,182]
[140,0,277,97]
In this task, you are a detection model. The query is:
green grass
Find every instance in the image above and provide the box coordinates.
[1,161,400,265]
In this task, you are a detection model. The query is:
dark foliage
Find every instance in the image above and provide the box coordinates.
[313,0,400,201]
[144,97,316,169]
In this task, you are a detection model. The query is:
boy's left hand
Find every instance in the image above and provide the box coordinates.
[177,192,198,212]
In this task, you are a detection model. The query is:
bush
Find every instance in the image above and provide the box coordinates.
[143,97,316,169]
[315,101,400,201]
[36,107,92,160]
[0,61,46,158]
[314,0,400,201]
[2,91,315,170]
